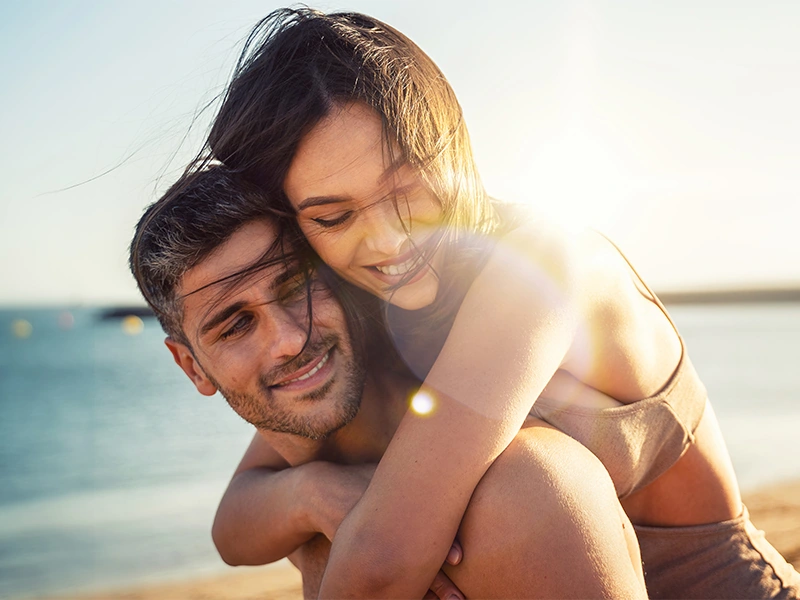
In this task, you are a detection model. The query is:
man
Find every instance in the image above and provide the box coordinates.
[130,166,646,598]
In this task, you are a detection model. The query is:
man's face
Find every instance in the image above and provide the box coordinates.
[168,219,366,440]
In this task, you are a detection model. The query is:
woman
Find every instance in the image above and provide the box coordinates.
[206,8,800,598]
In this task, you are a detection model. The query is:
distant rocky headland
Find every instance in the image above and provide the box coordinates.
[97,306,155,320]
[658,287,800,305]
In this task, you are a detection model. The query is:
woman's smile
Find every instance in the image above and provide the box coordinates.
[284,101,444,309]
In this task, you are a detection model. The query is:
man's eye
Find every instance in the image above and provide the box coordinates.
[311,212,353,228]
[278,279,310,304]
[220,315,253,340]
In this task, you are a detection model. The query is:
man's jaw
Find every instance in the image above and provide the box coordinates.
[214,333,366,442]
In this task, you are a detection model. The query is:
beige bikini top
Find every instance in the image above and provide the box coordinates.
[531,236,708,499]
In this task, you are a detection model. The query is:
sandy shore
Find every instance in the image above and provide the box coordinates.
[37,479,800,600]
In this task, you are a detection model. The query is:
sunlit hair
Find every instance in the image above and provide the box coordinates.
[202,8,508,360]
[207,7,498,243]
[129,165,306,346]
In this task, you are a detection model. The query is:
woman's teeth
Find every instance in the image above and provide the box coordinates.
[375,258,420,276]
[280,351,330,385]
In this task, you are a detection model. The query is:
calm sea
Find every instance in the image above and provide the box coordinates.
[1,304,799,598]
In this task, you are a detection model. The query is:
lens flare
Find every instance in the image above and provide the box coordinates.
[11,319,33,339]
[410,390,435,416]
[58,311,75,330]
[121,315,144,335]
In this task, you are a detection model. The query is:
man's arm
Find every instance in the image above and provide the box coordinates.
[213,433,466,600]
[212,433,373,565]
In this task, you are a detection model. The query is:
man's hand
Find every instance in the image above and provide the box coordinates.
[445,539,463,566]
[316,465,465,599]
[425,571,462,600]
[424,539,464,600]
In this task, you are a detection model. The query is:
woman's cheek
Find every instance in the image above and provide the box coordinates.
[310,232,357,274]
[299,223,335,260]
[331,263,359,285]
[316,240,348,271]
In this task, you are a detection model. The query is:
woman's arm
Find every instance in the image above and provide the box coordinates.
[212,433,374,565]
[318,223,584,598]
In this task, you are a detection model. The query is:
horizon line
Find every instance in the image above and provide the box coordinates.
[3,284,800,310]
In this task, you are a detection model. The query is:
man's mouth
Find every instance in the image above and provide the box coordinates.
[271,347,333,388]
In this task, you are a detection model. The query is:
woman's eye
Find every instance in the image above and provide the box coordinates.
[311,212,353,228]
[220,315,253,340]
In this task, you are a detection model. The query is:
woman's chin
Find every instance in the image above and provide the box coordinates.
[380,275,439,311]
[340,267,440,311]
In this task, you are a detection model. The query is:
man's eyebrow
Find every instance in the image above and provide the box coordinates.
[198,266,305,336]
[200,301,248,336]
[269,268,298,289]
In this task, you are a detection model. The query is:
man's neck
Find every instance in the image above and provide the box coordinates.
[264,365,417,467]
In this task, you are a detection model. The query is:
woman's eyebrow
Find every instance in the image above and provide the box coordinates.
[297,158,412,211]
[297,195,350,211]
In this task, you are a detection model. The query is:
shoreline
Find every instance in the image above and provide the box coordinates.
[32,478,800,600]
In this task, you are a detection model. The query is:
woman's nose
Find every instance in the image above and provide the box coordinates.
[362,202,408,256]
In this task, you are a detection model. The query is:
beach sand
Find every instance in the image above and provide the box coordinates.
[38,479,800,600]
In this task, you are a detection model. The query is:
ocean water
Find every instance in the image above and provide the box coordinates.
[1,304,799,598]
[0,308,255,599]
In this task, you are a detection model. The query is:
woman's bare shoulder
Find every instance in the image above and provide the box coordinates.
[482,210,593,301]
[491,219,664,327]
[489,219,684,398]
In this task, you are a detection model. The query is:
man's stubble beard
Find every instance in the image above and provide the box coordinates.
[212,334,368,440]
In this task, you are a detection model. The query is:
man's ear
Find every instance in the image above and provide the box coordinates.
[164,337,217,396]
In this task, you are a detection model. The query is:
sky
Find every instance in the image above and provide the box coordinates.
[1,1,798,306]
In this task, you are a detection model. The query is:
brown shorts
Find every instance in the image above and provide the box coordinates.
[636,506,800,599]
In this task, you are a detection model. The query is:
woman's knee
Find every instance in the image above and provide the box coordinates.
[448,424,645,598]
[464,424,619,537]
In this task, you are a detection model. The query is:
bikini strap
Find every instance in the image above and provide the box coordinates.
[594,231,685,353]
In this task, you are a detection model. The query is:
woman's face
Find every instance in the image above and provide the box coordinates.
[284,102,445,310]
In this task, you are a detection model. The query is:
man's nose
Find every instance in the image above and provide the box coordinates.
[362,201,408,256]
[265,306,308,360]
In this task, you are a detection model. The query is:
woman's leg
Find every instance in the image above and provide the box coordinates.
[445,419,646,599]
